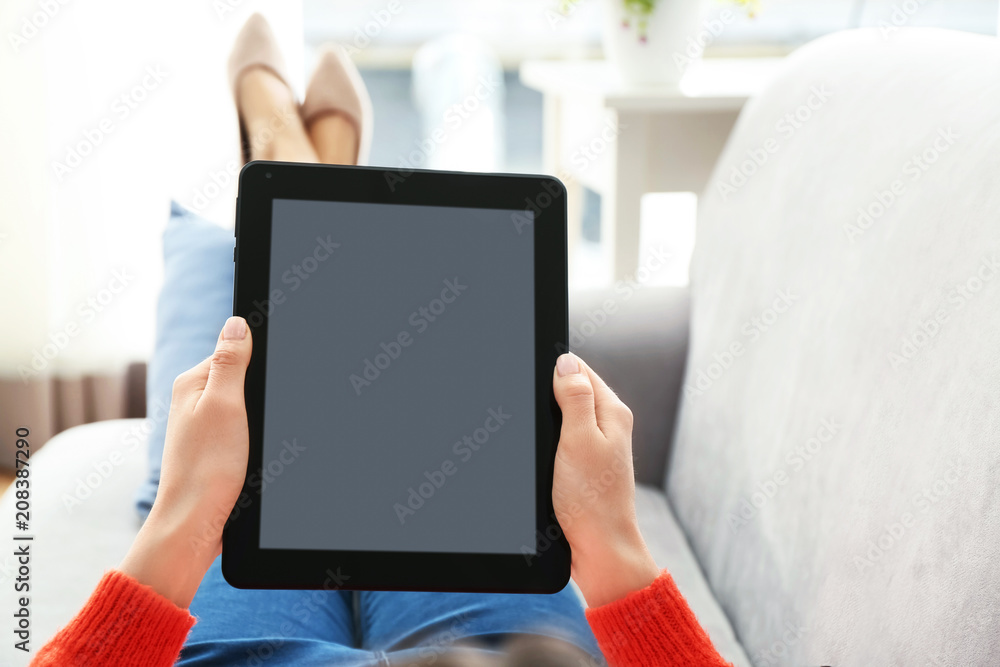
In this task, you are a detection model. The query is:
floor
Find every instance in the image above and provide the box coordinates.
[0,469,13,497]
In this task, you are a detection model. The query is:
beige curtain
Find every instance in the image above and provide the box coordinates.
[0,1,303,465]
[0,365,146,461]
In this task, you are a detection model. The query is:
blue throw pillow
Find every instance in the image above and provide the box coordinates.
[136,201,234,517]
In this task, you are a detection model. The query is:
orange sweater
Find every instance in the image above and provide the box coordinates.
[31,570,731,666]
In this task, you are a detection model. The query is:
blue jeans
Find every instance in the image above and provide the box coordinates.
[178,557,602,666]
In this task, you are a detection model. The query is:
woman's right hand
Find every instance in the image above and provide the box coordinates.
[551,353,660,608]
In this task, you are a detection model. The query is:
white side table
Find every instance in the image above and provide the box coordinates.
[520,58,785,279]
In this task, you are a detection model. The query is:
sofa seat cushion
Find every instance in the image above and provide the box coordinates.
[0,420,147,666]
[635,484,750,666]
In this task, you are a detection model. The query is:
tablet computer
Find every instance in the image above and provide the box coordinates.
[222,161,570,593]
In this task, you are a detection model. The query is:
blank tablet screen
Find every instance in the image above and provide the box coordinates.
[258,199,537,555]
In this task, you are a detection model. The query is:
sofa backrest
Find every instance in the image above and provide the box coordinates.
[667,28,1000,666]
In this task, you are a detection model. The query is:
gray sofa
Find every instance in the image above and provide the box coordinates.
[569,26,1000,665]
[4,27,1000,666]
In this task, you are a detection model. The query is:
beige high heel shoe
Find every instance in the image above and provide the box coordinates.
[227,13,294,163]
[301,45,373,165]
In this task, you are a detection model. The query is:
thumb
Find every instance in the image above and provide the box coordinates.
[552,353,597,435]
[204,316,253,400]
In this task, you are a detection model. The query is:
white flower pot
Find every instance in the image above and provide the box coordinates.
[601,0,706,86]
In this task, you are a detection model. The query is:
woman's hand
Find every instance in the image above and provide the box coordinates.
[120,317,252,608]
[551,353,660,608]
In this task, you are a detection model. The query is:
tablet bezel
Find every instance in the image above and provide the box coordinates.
[223,161,571,593]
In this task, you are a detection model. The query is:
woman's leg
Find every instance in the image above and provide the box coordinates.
[238,68,318,163]
[178,557,373,666]
[308,113,359,165]
[357,587,604,664]
[302,44,369,165]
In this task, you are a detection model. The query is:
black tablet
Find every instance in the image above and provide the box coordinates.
[222,161,570,593]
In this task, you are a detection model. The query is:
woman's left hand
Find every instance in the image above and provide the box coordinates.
[120,316,253,608]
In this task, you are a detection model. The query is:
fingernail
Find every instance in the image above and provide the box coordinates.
[556,353,579,376]
[223,316,247,340]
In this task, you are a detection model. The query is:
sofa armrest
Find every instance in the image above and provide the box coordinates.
[0,419,146,662]
[568,286,690,487]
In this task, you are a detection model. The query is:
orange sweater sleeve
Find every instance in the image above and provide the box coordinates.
[585,570,733,667]
[33,568,727,666]
[31,571,194,667]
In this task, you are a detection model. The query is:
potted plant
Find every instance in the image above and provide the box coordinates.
[561,0,757,86]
